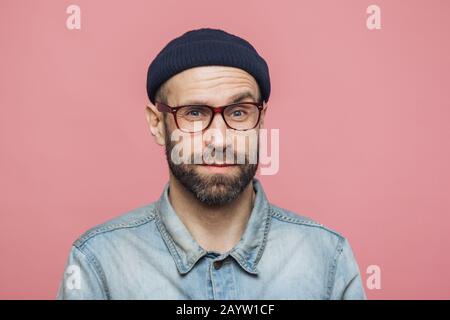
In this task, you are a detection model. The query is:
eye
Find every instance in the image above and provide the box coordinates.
[232,110,243,117]
[187,110,201,117]
[228,108,248,118]
[179,106,211,119]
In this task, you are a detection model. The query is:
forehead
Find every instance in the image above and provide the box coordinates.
[163,66,260,105]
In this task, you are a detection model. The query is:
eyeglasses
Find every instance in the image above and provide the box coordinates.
[155,100,265,133]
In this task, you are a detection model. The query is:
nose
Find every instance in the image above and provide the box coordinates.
[209,109,228,129]
[204,111,229,150]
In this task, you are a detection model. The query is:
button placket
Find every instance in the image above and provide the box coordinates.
[209,257,236,299]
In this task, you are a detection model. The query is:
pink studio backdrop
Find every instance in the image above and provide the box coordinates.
[1,0,449,299]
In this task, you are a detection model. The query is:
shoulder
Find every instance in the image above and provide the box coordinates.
[268,203,346,248]
[73,202,158,249]
[267,204,364,300]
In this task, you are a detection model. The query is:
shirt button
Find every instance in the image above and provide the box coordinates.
[213,260,223,270]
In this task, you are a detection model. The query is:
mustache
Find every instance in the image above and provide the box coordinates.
[188,144,256,165]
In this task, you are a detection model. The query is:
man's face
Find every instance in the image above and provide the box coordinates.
[156,66,266,206]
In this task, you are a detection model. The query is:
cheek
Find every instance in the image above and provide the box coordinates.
[232,131,259,155]
[164,118,189,145]
[164,116,178,133]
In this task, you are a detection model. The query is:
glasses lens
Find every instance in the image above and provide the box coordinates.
[176,106,213,132]
[224,103,259,130]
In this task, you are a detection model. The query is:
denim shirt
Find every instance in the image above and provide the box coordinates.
[57,178,366,300]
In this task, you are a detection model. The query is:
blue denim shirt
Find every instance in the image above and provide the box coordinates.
[57,178,366,299]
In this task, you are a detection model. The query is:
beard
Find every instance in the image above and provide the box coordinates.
[164,126,258,207]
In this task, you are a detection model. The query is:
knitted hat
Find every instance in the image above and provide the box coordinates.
[146,28,271,104]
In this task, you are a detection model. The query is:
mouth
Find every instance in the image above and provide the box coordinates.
[200,164,237,167]
[197,163,238,173]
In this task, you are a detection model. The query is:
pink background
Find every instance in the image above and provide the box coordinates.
[1,0,449,299]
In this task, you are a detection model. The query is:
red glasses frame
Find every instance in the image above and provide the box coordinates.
[155,100,265,132]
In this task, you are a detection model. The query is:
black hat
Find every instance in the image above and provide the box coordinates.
[146,28,271,104]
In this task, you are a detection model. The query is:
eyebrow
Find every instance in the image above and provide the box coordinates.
[179,91,257,106]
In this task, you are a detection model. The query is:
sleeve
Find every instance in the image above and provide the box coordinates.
[329,237,367,300]
[56,245,108,300]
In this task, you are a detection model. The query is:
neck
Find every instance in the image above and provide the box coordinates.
[168,173,256,254]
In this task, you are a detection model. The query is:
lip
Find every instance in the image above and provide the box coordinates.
[197,164,237,173]
[202,163,235,168]
[199,164,237,167]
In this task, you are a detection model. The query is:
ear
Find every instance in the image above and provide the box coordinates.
[145,103,166,146]
[259,101,268,128]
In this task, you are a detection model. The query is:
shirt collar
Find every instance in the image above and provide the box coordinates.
[154,177,272,275]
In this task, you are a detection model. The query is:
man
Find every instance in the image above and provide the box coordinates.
[57,28,366,299]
